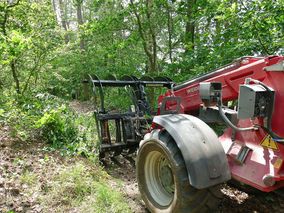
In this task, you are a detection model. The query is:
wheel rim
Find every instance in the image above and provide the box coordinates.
[144,150,175,206]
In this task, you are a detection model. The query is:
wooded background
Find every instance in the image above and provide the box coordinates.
[1,0,283,98]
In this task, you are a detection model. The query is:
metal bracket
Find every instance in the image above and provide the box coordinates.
[263,61,284,71]
[160,96,181,115]
[226,141,251,165]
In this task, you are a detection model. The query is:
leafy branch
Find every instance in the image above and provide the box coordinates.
[0,0,21,36]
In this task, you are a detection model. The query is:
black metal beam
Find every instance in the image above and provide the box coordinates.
[91,80,174,88]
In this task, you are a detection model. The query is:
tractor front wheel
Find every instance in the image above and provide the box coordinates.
[136,130,221,213]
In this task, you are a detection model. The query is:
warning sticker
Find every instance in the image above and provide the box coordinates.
[274,158,283,169]
[260,134,280,151]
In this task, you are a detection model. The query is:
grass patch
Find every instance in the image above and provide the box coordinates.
[19,171,38,186]
[25,159,132,212]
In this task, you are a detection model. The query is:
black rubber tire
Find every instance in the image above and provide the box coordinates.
[137,129,222,213]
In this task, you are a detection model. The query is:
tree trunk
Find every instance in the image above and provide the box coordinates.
[1,1,21,95]
[11,60,20,94]
[52,0,57,21]
[184,0,196,54]
[130,0,159,109]
[76,0,88,100]
[167,5,173,63]
[58,0,69,43]
[76,1,85,50]
[146,0,157,77]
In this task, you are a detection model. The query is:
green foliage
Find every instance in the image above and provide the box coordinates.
[0,90,65,139]
[93,181,131,212]
[2,0,283,99]
[35,105,79,147]
[0,90,98,158]
[0,0,62,94]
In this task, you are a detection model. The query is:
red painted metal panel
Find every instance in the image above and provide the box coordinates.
[220,123,284,192]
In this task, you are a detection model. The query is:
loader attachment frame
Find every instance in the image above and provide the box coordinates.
[89,74,174,157]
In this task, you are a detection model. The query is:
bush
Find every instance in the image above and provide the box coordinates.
[35,106,79,147]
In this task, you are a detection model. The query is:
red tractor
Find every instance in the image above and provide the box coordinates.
[90,55,284,212]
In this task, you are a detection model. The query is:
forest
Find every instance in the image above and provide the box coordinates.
[0,0,284,212]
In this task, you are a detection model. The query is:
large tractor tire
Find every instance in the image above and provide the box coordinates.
[137,130,222,213]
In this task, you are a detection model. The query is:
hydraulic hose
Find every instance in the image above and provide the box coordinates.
[217,103,255,132]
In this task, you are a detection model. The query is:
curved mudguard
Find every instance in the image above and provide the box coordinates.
[153,114,231,189]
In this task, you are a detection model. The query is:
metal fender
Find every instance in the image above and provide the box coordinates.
[153,114,231,189]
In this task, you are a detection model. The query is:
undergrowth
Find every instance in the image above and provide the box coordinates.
[0,90,98,158]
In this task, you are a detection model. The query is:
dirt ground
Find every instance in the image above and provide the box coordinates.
[1,100,283,213]
[0,126,48,212]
